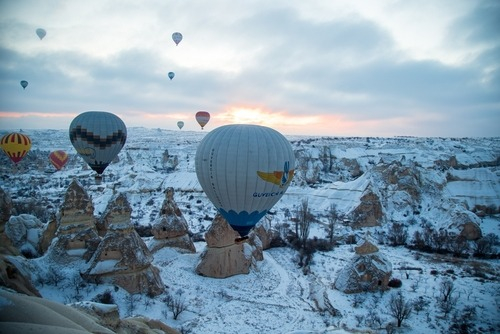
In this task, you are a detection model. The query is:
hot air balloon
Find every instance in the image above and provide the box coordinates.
[195,111,210,129]
[20,80,28,90]
[195,124,295,236]
[69,111,127,176]
[177,121,184,129]
[0,132,32,164]
[172,32,183,46]
[36,28,46,40]
[168,72,175,80]
[49,150,69,171]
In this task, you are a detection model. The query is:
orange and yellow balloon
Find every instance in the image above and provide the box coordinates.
[0,132,32,164]
[49,150,69,170]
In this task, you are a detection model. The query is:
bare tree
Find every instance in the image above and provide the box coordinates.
[319,146,333,173]
[438,277,456,318]
[447,234,468,257]
[387,223,408,246]
[326,203,339,244]
[165,292,188,320]
[439,277,455,303]
[449,305,477,333]
[46,267,64,287]
[296,199,313,249]
[297,151,311,182]
[388,291,413,327]
[126,293,140,317]
[473,233,498,257]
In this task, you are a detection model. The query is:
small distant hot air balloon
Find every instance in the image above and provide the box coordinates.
[195,124,295,236]
[49,150,69,171]
[0,132,32,164]
[177,121,184,129]
[195,111,210,129]
[172,32,183,46]
[168,72,175,80]
[36,28,46,40]
[69,111,127,176]
[20,80,28,90]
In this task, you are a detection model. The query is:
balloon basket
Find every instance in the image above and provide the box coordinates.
[94,174,103,184]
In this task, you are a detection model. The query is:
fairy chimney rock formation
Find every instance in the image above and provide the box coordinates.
[354,236,379,255]
[195,214,254,278]
[351,188,383,228]
[82,193,164,296]
[0,188,19,256]
[204,214,241,248]
[0,187,13,233]
[96,192,132,236]
[149,188,195,253]
[49,179,100,262]
[335,233,392,294]
[59,179,96,233]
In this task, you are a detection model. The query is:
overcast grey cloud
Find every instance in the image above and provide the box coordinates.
[0,0,498,136]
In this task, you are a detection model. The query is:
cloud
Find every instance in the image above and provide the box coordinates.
[0,0,498,136]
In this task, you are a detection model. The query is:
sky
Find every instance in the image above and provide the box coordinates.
[0,0,499,137]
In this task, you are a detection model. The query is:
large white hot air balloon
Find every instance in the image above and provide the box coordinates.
[195,124,295,236]
[69,111,127,177]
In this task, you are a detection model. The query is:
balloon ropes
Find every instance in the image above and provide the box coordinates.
[69,111,127,179]
[172,32,183,46]
[195,124,295,236]
[0,132,32,164]
[177,121,184,129]
[49,150,69,171]
[168,72,175,80]
[195,111,210,129]
[36,28,46,40]
[20,80,28,90]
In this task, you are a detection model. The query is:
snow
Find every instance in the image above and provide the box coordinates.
[89,259,119,275]
[0,295,12,307]
[445,168,500,207]
[0,128,499,333]
[66,249,87,257]
[70,300,119,313]
[26,228,40,245]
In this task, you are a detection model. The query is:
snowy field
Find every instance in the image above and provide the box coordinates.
[0,128,499,333]
[26,233,499,333]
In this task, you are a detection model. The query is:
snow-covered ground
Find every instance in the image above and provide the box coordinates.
[1,128,499,333]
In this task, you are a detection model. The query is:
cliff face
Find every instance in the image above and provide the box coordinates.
[286,137,499,237]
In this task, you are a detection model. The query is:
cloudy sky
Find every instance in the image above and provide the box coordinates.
[0,0,498,137]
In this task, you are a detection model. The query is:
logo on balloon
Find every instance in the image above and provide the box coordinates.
[76,147,96,159]
[257,161,294,187]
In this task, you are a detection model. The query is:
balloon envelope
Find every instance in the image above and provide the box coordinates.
[69,111,127,174]
[195,124,295,236]
[195,111,210,129]
[0,132,32,164]
[172,32,183,45]
[36,28,46,40]
[168,72,175,80]
[177,121,184,129]
[49,150,69,170]
[20,80,28,89]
